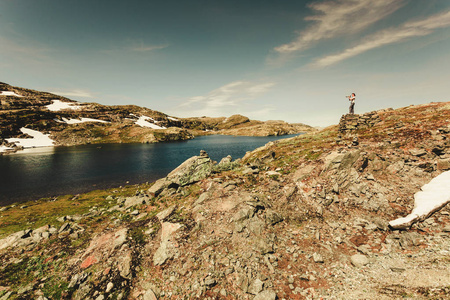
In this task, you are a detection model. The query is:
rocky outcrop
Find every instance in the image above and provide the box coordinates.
[339,111,382,133]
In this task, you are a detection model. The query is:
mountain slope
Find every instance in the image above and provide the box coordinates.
[0,101,449,299]
[0,82,315,153]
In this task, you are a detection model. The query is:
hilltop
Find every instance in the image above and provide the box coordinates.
[0,83,315,153]
[0,101,450,300]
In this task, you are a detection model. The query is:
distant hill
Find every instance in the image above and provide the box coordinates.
[0,82,316,153]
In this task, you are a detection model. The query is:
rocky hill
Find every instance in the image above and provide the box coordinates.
[0,83,315,154]
[0,101,449,300]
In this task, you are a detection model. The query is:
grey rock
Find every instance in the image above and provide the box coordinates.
[409,148,427,157]
[265,210,283,226]
[218,155,232,164]
[204,277,216,287]
[119,252,132,279]
[166,154,214,186]
[248,218,265,235]
[253,289,277,300]
[58,223,71,234]
[193,192,210,206]
[153,222,182,266]
[255,237,274,255]
[233,207,255,222]
[0,291,12,300]
[68,272,89,289]
[124,196,148,208]
[313,253,324,263]
[148,178,172,196]
[248,279,264,295]
[143,289,158,300]
[156,205,176,222]
[106,282,114,293]
[350,254,369,267]
[95,295,105,300]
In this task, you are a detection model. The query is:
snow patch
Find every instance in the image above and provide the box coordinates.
[6,128,55,149]
[135,116,166,129]
[168,117,179,121]
[55,117,109,124]
[389,171,450,229]
[0,145,13,153]
[0,91,22,97]
[46,100,82,111]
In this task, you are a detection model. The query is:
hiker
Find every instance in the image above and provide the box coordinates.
[346,93,356,114]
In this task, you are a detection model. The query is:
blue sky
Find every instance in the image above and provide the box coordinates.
[1,0,449,126]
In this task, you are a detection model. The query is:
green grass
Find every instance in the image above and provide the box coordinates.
[0,183,150,239]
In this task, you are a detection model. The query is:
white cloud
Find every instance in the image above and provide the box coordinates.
[176,80,276,117]
[313,10,450,67]
[49,89,95,98]
[274,0,403,54]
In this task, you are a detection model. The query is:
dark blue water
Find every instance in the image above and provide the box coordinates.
[0,135,297,205]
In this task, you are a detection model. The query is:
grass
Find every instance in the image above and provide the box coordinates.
[0,183,151,239]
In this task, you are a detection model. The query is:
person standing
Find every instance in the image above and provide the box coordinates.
[346,93,356,114]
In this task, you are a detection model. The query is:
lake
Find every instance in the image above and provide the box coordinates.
[0,134,297,205]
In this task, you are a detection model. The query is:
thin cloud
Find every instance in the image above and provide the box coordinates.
[130,43,169,52]
[177,80,276,117]
[313,10,450,67]
[274,0,403,54]
[49,89,95,98]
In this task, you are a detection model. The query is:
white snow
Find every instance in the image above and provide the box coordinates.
[55,117,109,124]
[135,116,166,129]
[0,91,22,97]
[6,128,55,149]
[389,171,450,229]
[46,100,82,111]
[168,117,179,121]
[0,145,13,153]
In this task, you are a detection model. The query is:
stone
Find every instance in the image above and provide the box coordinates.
[124,196,147,208]
[148,178,172,196]
[166,153,214,186]
[409,148,427,157]
[350,254,369,267]
[106,282,114,293]
[312,253,324,263]
[153,222,182,266]
[248,279,264,295]
[143,289,158,300]
[156,205,176,222]
[265,210,283,226]
[437,159,450,171]
[218,155,232,164]
[118,251,132,279]
[68,272,89,289]
[255,237,274,255]
[253,289,277,300]
[233,207,255,222]
[113,228,128,249]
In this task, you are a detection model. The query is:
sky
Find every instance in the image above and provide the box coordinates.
[0,0,449,126]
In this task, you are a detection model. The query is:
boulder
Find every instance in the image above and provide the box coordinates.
[153,222,182,266]
[350,254,369,267]
[165,151,214,186]
[148,178,172,196]
[253,289,277,300]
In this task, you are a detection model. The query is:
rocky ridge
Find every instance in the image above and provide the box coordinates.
[0,101,449,299]
[0,83,315,153]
